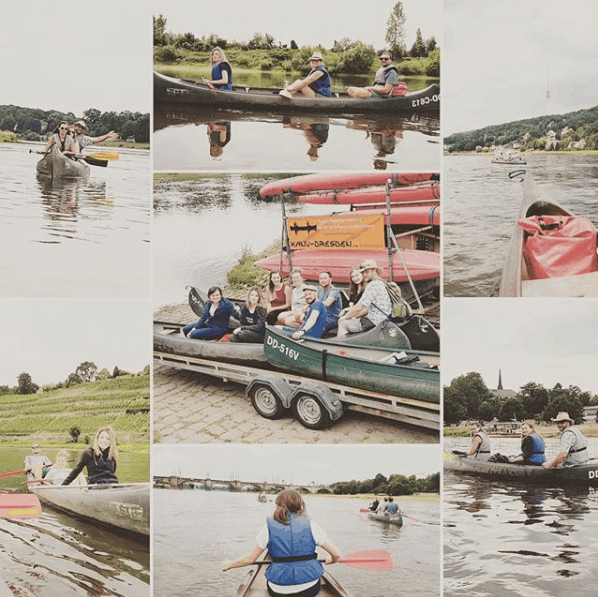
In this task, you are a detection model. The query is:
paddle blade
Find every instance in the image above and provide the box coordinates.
[404,513,421,525]
[0,494,42,518]
[359,508,370,512]
[339,550,393,571]
[0,470,26,479]
[88,151,119,161]
[82,156,108,167]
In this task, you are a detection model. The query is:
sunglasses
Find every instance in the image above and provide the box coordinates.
[32,445,40,449]
[379,57,390,61]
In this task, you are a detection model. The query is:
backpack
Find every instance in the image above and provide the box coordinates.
[384,281,412,319]
[391,81,409,97]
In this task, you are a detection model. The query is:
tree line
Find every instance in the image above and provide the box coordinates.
[153,1,439,77]
[445,104,598,152]
[0,361,149,396]
[0,105,150,143]
[331,471,440,496]
[444,372,598,426]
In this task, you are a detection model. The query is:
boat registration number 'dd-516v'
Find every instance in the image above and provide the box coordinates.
[266,336,300,361]
[411,93,440,108]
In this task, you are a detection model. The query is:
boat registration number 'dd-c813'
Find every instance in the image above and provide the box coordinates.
[266,335,300,361]
[411,93,439,108]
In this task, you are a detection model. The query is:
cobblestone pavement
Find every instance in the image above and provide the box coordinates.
[153,364,438,444]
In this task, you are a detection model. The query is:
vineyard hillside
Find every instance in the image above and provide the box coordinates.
[0,373,149,441]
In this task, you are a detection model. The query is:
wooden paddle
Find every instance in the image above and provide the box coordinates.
[0,493,42,518]
[254,550,393,571]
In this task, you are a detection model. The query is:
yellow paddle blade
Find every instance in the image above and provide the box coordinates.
[88,151,119,161]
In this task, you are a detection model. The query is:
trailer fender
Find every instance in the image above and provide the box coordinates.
[246,375,294,419]
[289,381,344,430]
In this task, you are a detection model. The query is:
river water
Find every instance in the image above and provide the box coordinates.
[444,437,598,597]
[154,173,365,309]
[443,154,598,297]
[0,143,150,297]
[0,447,149,596]
[153,489,439,597]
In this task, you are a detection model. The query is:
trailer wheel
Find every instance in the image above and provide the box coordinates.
[292,394,330,430]
[249,383,285,420]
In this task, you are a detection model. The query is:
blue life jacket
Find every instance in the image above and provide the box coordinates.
[526,433,546,465]
[211,62,233,90]
[385,502,399,514]
[308,66,331,97]
[265,514,323,586]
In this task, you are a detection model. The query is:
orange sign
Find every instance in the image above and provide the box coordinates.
[286,214,385,250]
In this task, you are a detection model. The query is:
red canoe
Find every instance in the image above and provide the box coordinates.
[297,182,440,205]
[255,249,440,284]
[259,172,438,197]
[0,493,42,519]
[352,203,440,227]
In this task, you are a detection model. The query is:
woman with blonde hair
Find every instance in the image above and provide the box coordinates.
[203,46,233,91]
[62,426,119,485]
[231,286,268,343]
[222,489,341,596]
[508,421,546,465]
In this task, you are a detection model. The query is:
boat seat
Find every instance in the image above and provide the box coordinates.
[522,270,598,297]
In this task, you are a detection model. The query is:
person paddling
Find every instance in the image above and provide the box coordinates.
[42,121,79,156]
[466,420,491,461]
[222,489,342,597]
[543,412,589,469]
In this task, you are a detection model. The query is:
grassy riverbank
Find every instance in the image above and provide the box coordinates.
[444,422,598,438]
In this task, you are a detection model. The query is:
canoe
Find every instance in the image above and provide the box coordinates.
[498,174,598,297]
[263,325,439,403]
[259,172,439,197]
[0,492,42,518]
[368,510,403,527]
[297,182,440,205]
[444,455,598,486]
[30,483,149,538]
[257,494,267,502]
[492,149,526,164]
[236,551,352,597]
[155,71,440,115]
[352,203,440,227]
[36,146,90,179]
[255,248,440,285]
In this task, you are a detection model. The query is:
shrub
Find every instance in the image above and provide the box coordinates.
[155,45,181,63]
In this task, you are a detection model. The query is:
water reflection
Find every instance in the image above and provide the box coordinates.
[207,121,232,157]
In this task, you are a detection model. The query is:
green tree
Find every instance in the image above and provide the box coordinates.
[65,372,81,387]
[76,361,98,383]
[410,28,426,57]
[444,372,492,421]
[153,14,168,46]
[385,2,407,57]
[69,426,81,443]
[519,382,549,419]
[17,372,38,395]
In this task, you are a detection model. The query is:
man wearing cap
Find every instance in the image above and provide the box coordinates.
[543,412,589,469]
[73,120,119,153]
[317,270,342,332]
[280,285,327,340]
[336,259,392,338]
[347,51,400,99]
[279,52,331,99]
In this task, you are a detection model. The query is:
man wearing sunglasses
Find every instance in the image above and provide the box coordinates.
[24,444,53,479]
[347,51,400,99]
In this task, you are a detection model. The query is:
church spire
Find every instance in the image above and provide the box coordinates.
[497,369,503,390]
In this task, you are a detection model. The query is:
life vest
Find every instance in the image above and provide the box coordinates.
[472,431,491,461]
[385,502,399,514]
[211,62,233,90]
[563,426,589,466]
[526,433,546,464]
[53,133,74,153]
[374,65,399,92]
[308,65,331,97]
[265,515,323,587]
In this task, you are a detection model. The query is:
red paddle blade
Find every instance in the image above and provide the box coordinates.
[0,494,42,518]
[339,550,393,571]
[0,470,26,479]
[359,508,370,512]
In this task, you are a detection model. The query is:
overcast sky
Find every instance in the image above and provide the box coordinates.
[443,299,598,395]
[153,444,439,485]
[2,0,151,115]
[0,299,150,387]
[444,0,598,134]
[154,0,441,51]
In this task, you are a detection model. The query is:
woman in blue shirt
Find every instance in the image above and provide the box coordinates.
[183,286,239,340]
[203,46,233,90]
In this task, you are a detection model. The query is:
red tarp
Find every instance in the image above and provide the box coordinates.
[519,215,598,279]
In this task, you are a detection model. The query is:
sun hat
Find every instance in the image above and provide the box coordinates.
[309,51,323,61]
[303,284,318,292]
[74,120,87,130]
[358,259,383,273]
[551,411,574,423]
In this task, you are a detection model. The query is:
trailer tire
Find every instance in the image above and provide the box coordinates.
[249,383,285,420]
[292,394,331,430]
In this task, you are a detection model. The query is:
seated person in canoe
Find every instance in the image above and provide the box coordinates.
[203,46,233,91]
[230,286,267,343]
[42,121,80,156]
[222,489,342,597]
[280,285,328,340]
[279,52,331,99]
[543,412,589,469]
[347,50,402,99]
[277,269,308,329]
[508,421,546,465]
[183,285,240,340]
[369,496,380,512]
[339,267,366,319]
[72,119,119,152]
[266,271,292,325]
[337,259,391,337]
[62,426,119,485]
[317,270,343,332]
[383,497,399,515]
[24,443,52,479]
[43,450,87,485]
[207,120,231,157]
[466,420,491,461]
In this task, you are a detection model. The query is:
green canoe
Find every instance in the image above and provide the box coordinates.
[368,510,404,526]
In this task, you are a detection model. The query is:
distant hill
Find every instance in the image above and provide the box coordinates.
[0,373,149,441]
[445,105,598,153]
